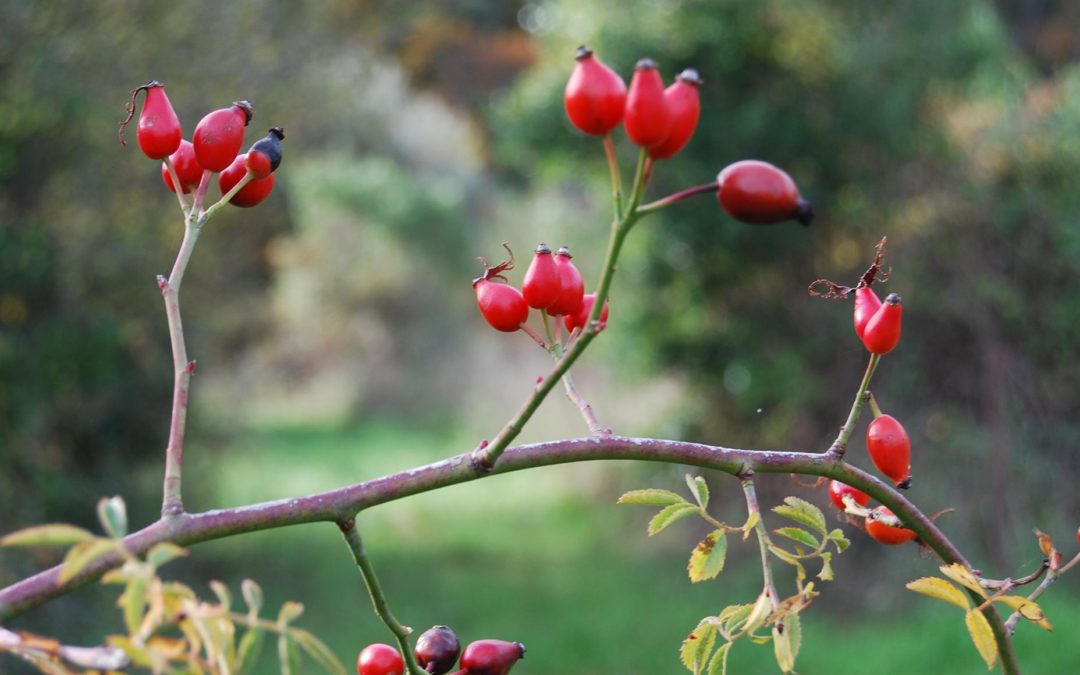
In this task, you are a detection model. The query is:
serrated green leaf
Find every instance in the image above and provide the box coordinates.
[648,503,699,536]
[772,622,797,673]
[965,609,998,670]
[290,628,347,675]
[278,632,300,675]
[939,564,988,598]
[995,596,1051,631]
[688,530,728,583]
[59,539,119,583]
[744,591,772,635]
[680,619,718,673]
[774,527,819,549]
[242,579,264,617]
[906,577,970,610]
[235,628,265,675]
[718,603,754,638]
[772,497,827,535]
[768,544,802,566]
[97,496,127,539]
[618,489,687,506]
[146,542,187,570]
[119,575,149,634]
[706,641,731,675]
[277,601,304,627]
[828,528,851,553]
[686,475,710,510]
[818,552,834,581]
[0,524,96,547]
[783,613,801,670]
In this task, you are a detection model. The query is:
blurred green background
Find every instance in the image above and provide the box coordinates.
[2,0,1079,673]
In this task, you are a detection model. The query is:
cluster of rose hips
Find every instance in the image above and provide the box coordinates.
[119,81,284,208]
[357,626,524,675]
[473,243,608,337]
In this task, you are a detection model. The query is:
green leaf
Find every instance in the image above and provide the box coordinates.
[97,496,128,539]
[680,619,718,673]
[59,539,119,583]
[618,489,687,506]
[768,544,802,566]
[290,628,347,675]
[827,528,851,553]
[783,613,801,670]
[772,497,827,536]
[773,619,800,674]
[235,628,265,675]
[648,503,699,536]
[939,564,988,599]
[210,580,232,610]
[278,632,301,675]
[118,575,149,634]
[994,596,1051,631]
[774,527,819,549]
[744,591,772,635]
[146,542,187,570]
[965,609,998,670]
[818,552,834,582]
[242,579,264,617]
[277,601,305,627]
[718,603,754,638]
[706,641,731,675]
[686,475,710,510]
[906,577,970,610]
[688,530,728,583]
[0,524,95,547]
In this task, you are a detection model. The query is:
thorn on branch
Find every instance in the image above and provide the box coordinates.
[186,360,197,375]
[156,274,170,291]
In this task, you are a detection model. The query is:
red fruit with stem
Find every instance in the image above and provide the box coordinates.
[648,68,702,160]
[414,625,460,675]
[244,127,285,179]
[193,100,253,172]
[475,280,528,333]
[853,285,883,340]
[564,293,609,332]
[459,639,526,675]
[218,153,275,208]
[716,160,813,226]
[564,46,627,136]
[862,293,902,355]
[357,643,404,675]
[865,506,917,545]
[866,413,912,488]
[546,247,585,317]
[827,479,870,511]
[522,243,562,310]
[119,81,182,160]
[160,139,203,194]
[624,58,672,148]
[1076,525,1079,547]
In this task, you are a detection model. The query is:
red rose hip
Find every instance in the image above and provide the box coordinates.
[160,139,203,194]
[853,285,883,340]
[624,58,672,148]
[244,127,285,179]
[862,293,902,355]
[563,293,609,332]
[120,81,183,160]
[459,639,526,675]
[522,243,562,310]
[474,279,528,332]
[564,46,627,136]
[716,160,813,226]
[866,413,911,488]
[827,479,870,511]
[357,643,404,675]
[545,247,585,317]
[193,100,253,172]
[865,506,917,546]
[648,68,702,160]
[218,153,275,208]
[414,625,460,675]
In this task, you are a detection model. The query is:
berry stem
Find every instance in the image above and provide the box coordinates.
[867,391,883,419]
[339,519,427,675]
[826,353,881,458]
[203,170,255,221]
[191,169,213,216]
[550,339,606,436]
[519,323,547,349]
[163,156,191,215]
[602,134,624,221]
[635,181,719,216]
[741,479,781,627]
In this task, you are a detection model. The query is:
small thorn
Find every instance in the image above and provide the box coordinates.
[186,360,197,375]
[535,375,544,384]
[156,275,169,291]
[478,440,489,450]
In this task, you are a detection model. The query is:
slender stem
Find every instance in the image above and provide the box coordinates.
[626,147,650,214]
[163,157,190,215]
[520,323,547,349]
[339,519,426,675]
[202,170,254,221]
[742,480,780,619]
[602,134,623,222]
[191,169,213,215]
[867,391,883,418]
[826,353,880,458]
[636,181,720,216]
[560,371,605,436]
[1004,550,1080,634]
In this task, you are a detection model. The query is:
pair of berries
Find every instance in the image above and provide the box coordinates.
[120,81,284,207]
[853,285,903,355]
[827,482,916,546]
[474,244,609,335]
[564,47,701,160]
[357,626,525,675]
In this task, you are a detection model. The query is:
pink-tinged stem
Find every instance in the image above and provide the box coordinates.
[636,181,719,216]
[162,156,190,215]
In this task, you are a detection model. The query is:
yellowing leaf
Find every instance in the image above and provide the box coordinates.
[277,601,304,627]
[827,528,851,553]
[680,619,717,673]
[995,596,1052,631]
[618,489,687,506]
[146,542,187,570]
[59,539,119,583]
[965,608,998,670]
[939,563,987,598]
[688,530,728,583]
[686,475,710,509]
[906,577,970,610]
[289,628,347,675]
[1,524,95,547]
[97,496,128,539]
[242,579,264,617]
[772,497,826,535]
[648,503,699,536]
[818,552,834,581]
[741,511,760,541]
[119,575,149,634]
[772,614,801,674]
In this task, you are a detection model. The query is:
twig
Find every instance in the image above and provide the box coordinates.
[602,134,623,221]
[826,354,880,458]
[742,479,781,626]
[1004,550,1080,635]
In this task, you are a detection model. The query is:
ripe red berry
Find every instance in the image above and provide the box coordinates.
[827,479,870,511]
[357,643,404,675]
[1076,525,1079,547]
[852,285,883,340]
[414,626,460,675]
[564,46,627,136]
[624,58,672,148]
[522,243,562,310]
[119,81,183,160]
[716,160,813,226]
[193,100,253,172]
[546,247,585,317]
[244,127,285,179]
[866,413,912,488]
[474,279,529,332]
[865,506,917,546]
[459,639,526,675]
[218,153,275,208]
[564,293,609,333]
[160,139,203,194]
[648,69,702,160]
[862,293,902,355]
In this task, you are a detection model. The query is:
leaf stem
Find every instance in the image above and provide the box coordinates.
[1003,550,1080,635]
[826,353,880,458]
[339,519,426,675]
